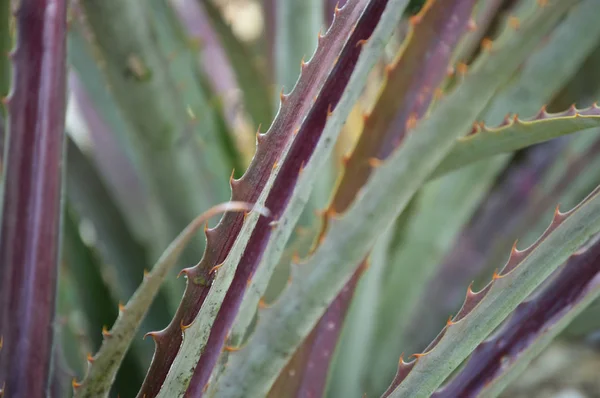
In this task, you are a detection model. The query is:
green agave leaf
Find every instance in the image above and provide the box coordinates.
[72,202,263,398]
[384,185,600,397]
[433,105,600,178]
[158,1,412,395]
[213,2,575,397]
[433,236,600,398]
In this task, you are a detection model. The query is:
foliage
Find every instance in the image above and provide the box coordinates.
[1,0,600,397]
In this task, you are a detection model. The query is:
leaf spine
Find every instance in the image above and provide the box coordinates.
[102,326,111,338]
[209,263,224,275]
[180,319,193,331]
[355,38,369,48]
[508,16,520,30]
[481,38,493,51]
[87,353,95,363]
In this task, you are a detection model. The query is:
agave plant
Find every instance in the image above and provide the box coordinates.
[2,0,600,396]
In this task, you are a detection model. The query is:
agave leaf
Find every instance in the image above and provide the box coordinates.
[432,235,600,398]
[137,1,374,395]
[232,0,478,357]
[75,0,231,247]
[72,202,263,398]
[0,0,67,395]
[158,1,408,395]
[213,2,574,396]
[247,0,479,394]
[383,184,600,397]
[433,106,600,178]
[373,0,600,379]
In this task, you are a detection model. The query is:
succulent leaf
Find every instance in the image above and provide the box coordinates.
[433,234,600,397]
[72,202,264,398]
[213,2,574,396]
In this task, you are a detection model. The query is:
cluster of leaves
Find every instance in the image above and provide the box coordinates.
[1,0,600,397]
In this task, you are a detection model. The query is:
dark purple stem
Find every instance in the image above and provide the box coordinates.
[434,232,600,397]
[0,0,67,396]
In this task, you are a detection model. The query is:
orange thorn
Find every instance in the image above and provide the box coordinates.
[457,62,468,75]
[511,240,519,254]
[229,168,236,185]
[87,353,95,363]
[292,251,301,263]
[243,211,250,221]
[466,281,475,295]
[102,326,111,338]
[405,113,418,130]
[467,19,477,32]
[203,383,210,393]
[446,315,456,326]
[300,56,307,70]
[356,39,368,48]
[293,127,299,136]
[177,268,189,279]
[434,88,444,100]
[224,345,241,352]
[398,352,405,365]
[481,38,493,51]
[298,161,305,176]
[341,153,350,166]
[409,14,422,25]
[272,161,278,170]
[280,88,287,103]
[259,298,268,308]
[247,278,252,287]
[180,319,193,331]
[143,268,149,278]
[0,335,3,351]
[368,157,382,168]
[384,63,394,77]
[446,66,455,76]
[492,269,503,280]
[327,104,334,117]
[204,221,209,233]
[332,56,339,67]
[334,2,341,15]
[72,378,83,389]
[118,302,125,312]
[411,352,425,359]
[210,263,224,275]
[508,16,520,30]
[144,331,159,341]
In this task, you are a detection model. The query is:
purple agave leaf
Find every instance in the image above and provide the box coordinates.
[138,1,373,395]
[184,1,388,394]
[433,233,600,397]
[0,0,67,396]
